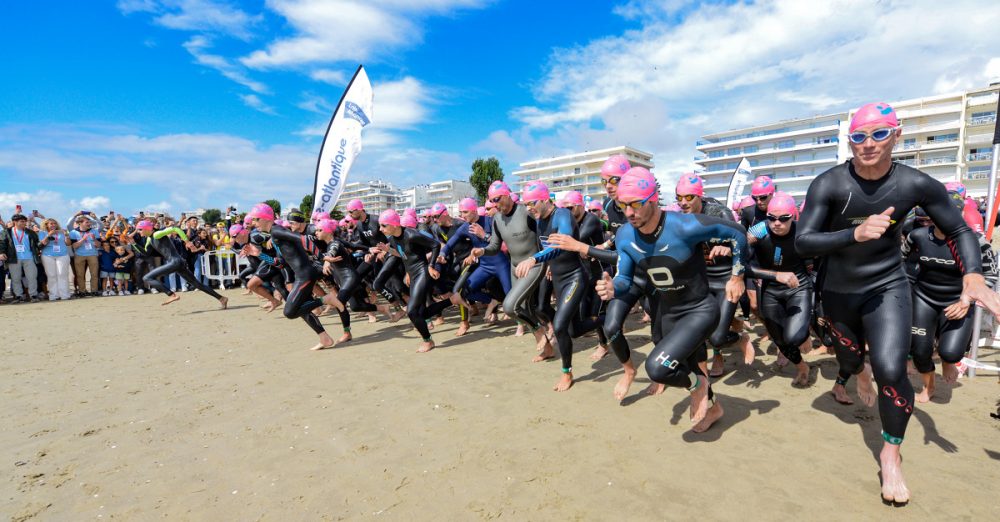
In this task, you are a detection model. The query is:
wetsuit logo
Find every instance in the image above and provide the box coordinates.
[344,101,370,127]
[919,256,954,265]
[911,327,927,336]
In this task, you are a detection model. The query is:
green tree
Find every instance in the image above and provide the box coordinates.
[299,194,314,215]
[330,205,344,220]
[201,208,222,225]
[470,157,504,202]
[264,199,282,217]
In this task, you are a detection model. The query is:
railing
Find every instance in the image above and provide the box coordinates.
[967,93,999,106]
[967,151,994,162]
[966,133,994,143]
[919,156,957,166]
[965,170,991,180]
[898,159,917,167]
[968,115,997,126]
[697,121,839,145]
[201,249,250,287]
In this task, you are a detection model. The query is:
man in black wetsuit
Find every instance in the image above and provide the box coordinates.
[795,101,1000,505]
[134,220,228,309]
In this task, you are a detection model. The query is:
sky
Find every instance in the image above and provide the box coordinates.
[2,0,999,223]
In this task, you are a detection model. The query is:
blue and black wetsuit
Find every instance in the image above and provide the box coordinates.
[902,226,997,374]
[748,221,813,365]
[613,211,748,393]
[796,161,983,444]
[444,215,511,304]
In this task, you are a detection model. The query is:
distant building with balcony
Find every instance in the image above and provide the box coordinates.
[338,179,401,215]
[694,84,999,200]
[398,185,432,210]
[513,146,655,202]
[397,180,477,214]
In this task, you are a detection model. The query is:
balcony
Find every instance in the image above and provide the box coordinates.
[968,115,997,126]
[964,170,991,181]
[967,151,994,162]
[919,156,957,166]
[966,133,993,145]
[696,139,837,163]
[898,159,917,167]
[967,93,999,107]
[899,120,961,134]
[697,122,840,149]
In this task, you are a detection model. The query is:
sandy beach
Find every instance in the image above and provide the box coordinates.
[3,290,1000,521]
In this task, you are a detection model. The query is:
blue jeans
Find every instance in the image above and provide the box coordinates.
[192,253,209,286]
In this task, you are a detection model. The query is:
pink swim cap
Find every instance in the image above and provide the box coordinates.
[135,220,154,231]
[618,167,659,203]
[739,196,755,210]
[346,199,365,212]
[379,209,400,227]
[521,182,551,203]
[477,206,486,216]
[750,176,775,196]
[458,198,478,212]
[342,215,355,225]
[675,173,704,197]
[243,215,253,227]
[316,219,337,234]
[559,191,584,208]
[963,197,983,234]
[430,202,449,216]
[511,193,520,203]
[600,154,631,179]
[767,195,799,218]
[228,224,244,236]
[587,200,602,211]
[276,219,290,227]
[849,102,899,133]
[403,207,417,219]
[400,214,417,228]
[311,210,327,223]
[487,181,511,199]
[248,203,275,221]
[944,181,966,197]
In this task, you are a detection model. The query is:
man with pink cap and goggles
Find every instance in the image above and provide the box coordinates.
[740,176,776,230]
[429,199,482,334]
[135,218,228,309]
[594,166,749,432]
[515,181,603,392]
[599,154,632,238]
[796,101,1000,505]
[676,172,755,377]
[471,179,552,349]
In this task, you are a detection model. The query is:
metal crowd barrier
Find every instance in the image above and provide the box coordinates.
[201,249,249,287]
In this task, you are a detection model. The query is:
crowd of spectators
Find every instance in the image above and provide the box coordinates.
[0,206,242,303]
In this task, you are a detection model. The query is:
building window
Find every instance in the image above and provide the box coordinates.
[777,140,794,149]
[743,145,758,154]
[749,159,759,167]
[928,133,958,142]
[708,150,725,158]
[727,147,741,156]
[726,161,738,170]
[574,167,581,174]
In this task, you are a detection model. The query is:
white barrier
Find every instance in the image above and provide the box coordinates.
[201,250,249,287]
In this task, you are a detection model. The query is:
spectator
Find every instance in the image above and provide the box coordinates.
[68,211,102,297]
[190,227,212,286]
[0,214,13,301]
[98,239,117,296]
[38,218,73,300]
[7,214,41,302]
[112,243,133,295]
[128,222,157,294]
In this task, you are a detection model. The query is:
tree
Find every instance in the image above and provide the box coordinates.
[264,199,282,217]
[330,205,344,220]
[299,194,314,215]
[201,208,222,225]
[470,157,504,202]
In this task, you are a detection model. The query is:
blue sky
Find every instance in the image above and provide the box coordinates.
[2,0,999,222]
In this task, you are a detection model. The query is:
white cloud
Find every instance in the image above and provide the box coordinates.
[239,93,276,114]
[310,69,347,85]
[296,92,332,114]
[241,0,488,69]
[118,0,261,40]
[183,36,269,94]
[374,77,434,130]
[76,196,112,210]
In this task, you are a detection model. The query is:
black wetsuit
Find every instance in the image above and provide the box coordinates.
[903,226,996,373]
[388,228,451,341]
[748,221,812,365]
[269,225,326,334]
[249,230,289,300]
[699,198,742,351]
[796,161,982,444]
[142,227,223,300]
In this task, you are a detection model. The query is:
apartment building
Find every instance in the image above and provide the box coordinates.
[337,179,401,215]
[513,146,655,201]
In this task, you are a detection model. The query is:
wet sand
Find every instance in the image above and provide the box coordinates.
[3,290,1000,520]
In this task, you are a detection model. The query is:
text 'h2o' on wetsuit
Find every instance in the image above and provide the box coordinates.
[748,221,813,365]
[143,227,223,300]
[613,211,748,393]
[795,161,982,444]
[481,203,545,331]
[389,227,452,341]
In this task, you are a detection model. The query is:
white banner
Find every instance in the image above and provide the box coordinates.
[313,65,373,216]
[725,157,752,209]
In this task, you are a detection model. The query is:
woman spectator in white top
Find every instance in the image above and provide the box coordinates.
[38,218,73,300]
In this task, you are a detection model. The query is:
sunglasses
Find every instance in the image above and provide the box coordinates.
[525,200,544,208]
[752,195,770,202]
[616,192,656,211]
[848,127,894,144]
[675,194,698,202]
[588,209,602,213]
[489,196,504,203]
[766,214,794,223]
[605,176,621,186]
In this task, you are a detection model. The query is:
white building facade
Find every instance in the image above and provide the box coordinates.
[338,179,401,215]
[694,84,999,200]
[513,146,655,202]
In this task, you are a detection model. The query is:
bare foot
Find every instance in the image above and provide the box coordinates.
[740,333,754,364]
[941,362,960,384]
[390,310,407,323]
[709,353,725,377]
[456,321,470,337]
[162,294,181,306]
[310,332,336,351]
[514,324,525,337]
[427,320,435,331]
[880,445,910,505]
[218,296,228,309]
[613,366,636,401]
[792,361,810,387]
[831,383,854,405]
[644,382,665,396]
[533,329,549,352]
[776,351,789,368]
[589,344,609,361]
[915,372,934,403]
[433,316,445,326]
[367,313,377,323]
[553,373,573,392]
[692,401,724,433]
[532,343,555,363]
[857,363,876,408]
[689,376,710,424]
[337,332,352,344]
[641,312,651,323]
[484,313,498,324]
[263,300,279,313]
[416,340,435,353]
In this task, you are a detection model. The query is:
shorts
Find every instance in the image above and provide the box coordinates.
[114,272,130,280]
[100,271,113,279]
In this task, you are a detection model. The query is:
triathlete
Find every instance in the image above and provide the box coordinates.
[595,167,748,432]
[794,102,1000,504]
[135,220,228,309]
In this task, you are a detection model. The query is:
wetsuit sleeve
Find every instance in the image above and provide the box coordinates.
[152,227,187,241]
[481,223,503,257]
[440,222,469,259]
[748,221,769,240]
[918,175,982,275]
[532,210,574,263]
[611,227,634,296]
[586,245,619,265]
[409,228,442,264]
[686,214,749,275]
[794,174,858,257]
